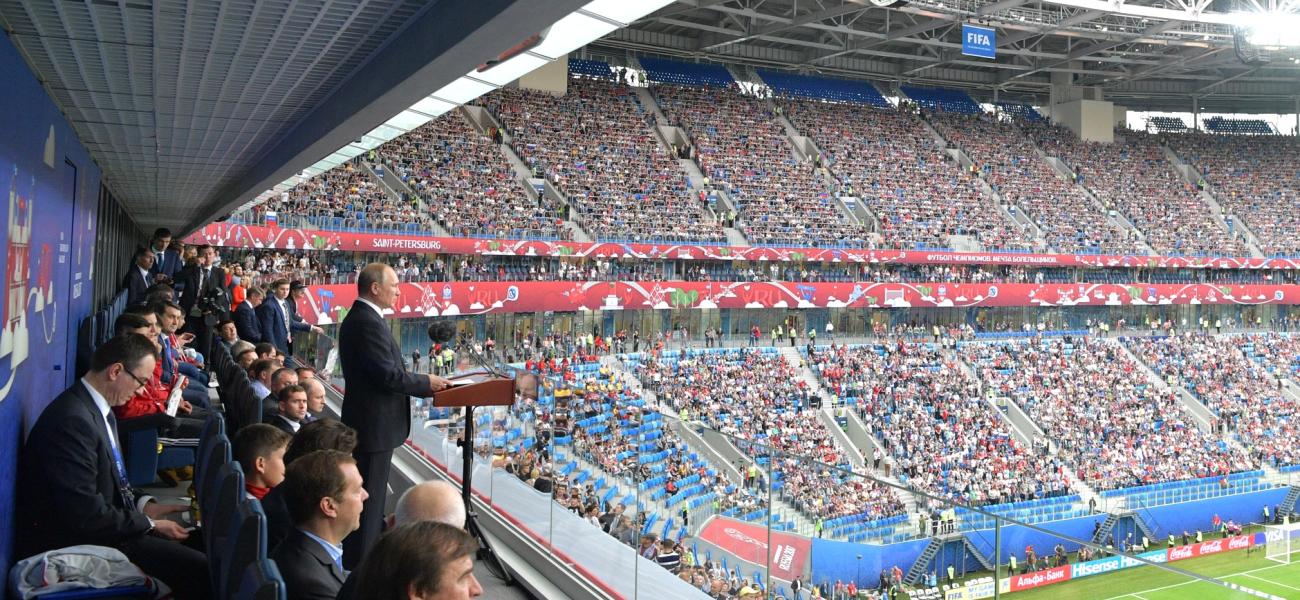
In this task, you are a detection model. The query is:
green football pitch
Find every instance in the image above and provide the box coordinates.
[1004,550,1300,600]
[908,548,1300,600]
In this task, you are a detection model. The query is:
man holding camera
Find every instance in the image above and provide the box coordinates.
[176,244,226,366]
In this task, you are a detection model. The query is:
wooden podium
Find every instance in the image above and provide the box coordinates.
[432,372,516,408]
[434,370,515,584]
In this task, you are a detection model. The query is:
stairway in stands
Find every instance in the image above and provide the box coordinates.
[1092,512,1120,545]
[905,538,944,585]
[1280,486,1300,519]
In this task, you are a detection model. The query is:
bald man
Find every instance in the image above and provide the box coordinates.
[300,377,327,422]
[337,480,469,600]
[340,263,450,569]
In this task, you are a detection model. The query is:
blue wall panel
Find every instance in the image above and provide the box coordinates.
[0,30,103,596]
[1130,488,1289,541]
[964,514,1100,563]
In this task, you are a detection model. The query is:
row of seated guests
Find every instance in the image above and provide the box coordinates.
[377,111,568,239]
[636,349,905,521]
[16,329,482,599]
[806,343,1070,507]
[782,99,1033,252]
[653,84,863,247]
[1125,333,1300,467]
[484,77,725,243]
[932,113,1144,255]
[958,337,1252,491]
[1162,133,1300,257]
[251,163,428,232]
[1039,129,1246,257]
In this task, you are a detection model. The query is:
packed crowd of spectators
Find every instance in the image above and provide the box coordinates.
[246,164,425,231]
[932,113,1144,255]
[483,77,724,243]
[807,343,1069,506]
[959,338,1251,490]
[1162,133,1300,257]
[1039,129,1245,257]
[636,349,905,522]
[378,111,569,239]
[783,99,1034,252]
[653,84,866,247]
[1125,333,1300,467]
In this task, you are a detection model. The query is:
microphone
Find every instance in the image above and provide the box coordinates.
[427,320,456,344]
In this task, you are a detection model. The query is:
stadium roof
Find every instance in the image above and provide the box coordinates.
[592,0,1300,114]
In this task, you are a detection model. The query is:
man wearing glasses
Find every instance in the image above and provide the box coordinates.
[15,334,211,599]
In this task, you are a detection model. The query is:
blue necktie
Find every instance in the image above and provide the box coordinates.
[160,338,175,384]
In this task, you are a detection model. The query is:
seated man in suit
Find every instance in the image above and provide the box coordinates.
[265,419,358,550]
[234,286,265,344]
[271,450,366,600]
[300,377,328,423]
[249,357,278,400]
[16,334,210,599]
[267,384,308,435]
[121,247,155,307]
[215,318,240,351]
[232,423,292,501]
[263,367,300,416]
[235,345,258,371]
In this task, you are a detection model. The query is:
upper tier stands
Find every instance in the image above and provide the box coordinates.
[933,113,1145,254]
[568,58,617,80]
[781,100,1032,251]
[378,112,569,239]
[959,338,1252,490]
[1147,116,1188,133]
[1041,130,1245,257]
[1125,333,1300,467]
[1204,116,1274,135]
[636,348,906,522]
[639,57,735,88]
[902,86,982,115]
[653,83,870,247]
[994,102,1043,122]
[756,69,891,108]
[806,343,1071,507]
[248,164,426,232]
[1163,133,1300,256]
[484,77,725,243]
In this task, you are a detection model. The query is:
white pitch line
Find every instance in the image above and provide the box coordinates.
[1240,572,1300,593]
[1098,562,1294,600]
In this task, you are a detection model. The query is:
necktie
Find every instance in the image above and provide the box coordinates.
[104,412,137,510]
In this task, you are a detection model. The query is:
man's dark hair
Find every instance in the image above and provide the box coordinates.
[216,318,235,330]
[123,304,155,319]
[144,283,173,296]
[151,227,172,241]
[196,244,212,254]
[246,287,265,300]
[250,358,279,380]
[281,450,354,525]
[270,278,290,290]
[148,300,183,321]
[284,419,358,464]
[254,342,276,357]
[231,423,292,476]
[295,366,316,379]
[271,367,297,388]
[236,348,258,364]
[352,521,476,600]
[113,313,152,337]
[277,384,305,404]
[90,334,160,374]
[134,245,153,260]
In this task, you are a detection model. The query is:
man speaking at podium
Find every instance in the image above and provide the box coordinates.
[340,264,450,569]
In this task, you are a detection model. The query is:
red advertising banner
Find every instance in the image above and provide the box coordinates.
[1166,534,1254,562]
[697,516,811,582]
[292,280,1300,323]
[187,223,1300,270]
[1007,565,1072,592]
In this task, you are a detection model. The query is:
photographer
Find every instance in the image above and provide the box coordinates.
[176,244,228,364]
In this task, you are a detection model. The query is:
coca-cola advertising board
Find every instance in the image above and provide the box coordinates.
[697,516,811,582]
[1166,535,1254,562]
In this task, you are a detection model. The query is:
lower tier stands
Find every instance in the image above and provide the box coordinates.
[805,343,1070,507]
[957,337,1253,490]
[1125,333,1300,467]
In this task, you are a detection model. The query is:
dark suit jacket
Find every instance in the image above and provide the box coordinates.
[338,300,433,453]
[270,529,347,600]
[234,301,263,343]
[149,248,183,280]
[257,297,309,355]
[262,486,293,551]
[16,382,152,558]
[265,412,298,436]
[176,265,225,316]
[121,265,151,307]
